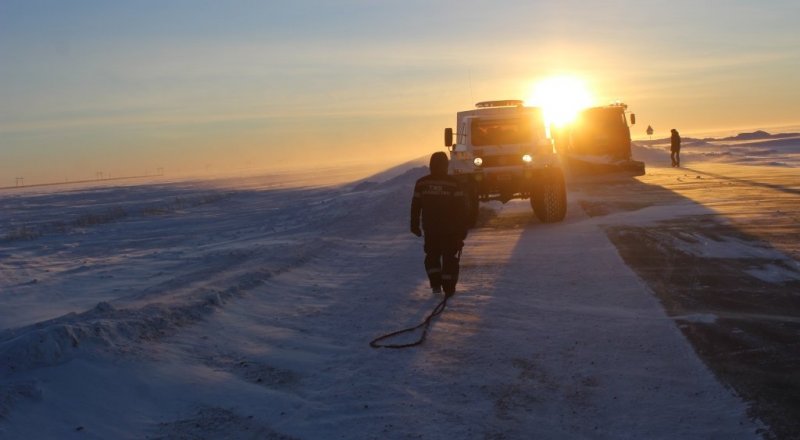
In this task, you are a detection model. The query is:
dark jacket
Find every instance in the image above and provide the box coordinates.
[410,174,468,237]
[670,130,681,152]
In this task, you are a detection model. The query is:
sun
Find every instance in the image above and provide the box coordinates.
[525,76,593,128]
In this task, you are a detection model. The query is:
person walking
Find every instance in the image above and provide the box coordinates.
[670,128,682,167]
[410,152,468,296]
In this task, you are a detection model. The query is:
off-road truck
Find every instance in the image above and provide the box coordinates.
[553,103,645,176]
[444,100,567,226]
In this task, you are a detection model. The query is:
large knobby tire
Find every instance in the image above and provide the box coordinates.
[531,169,567,223]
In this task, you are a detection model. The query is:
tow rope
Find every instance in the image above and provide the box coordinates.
[369,294,451,349]
[370,250,461,349]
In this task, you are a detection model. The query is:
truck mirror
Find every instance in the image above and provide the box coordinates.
[444,128,454,147]
[630,113,636,125]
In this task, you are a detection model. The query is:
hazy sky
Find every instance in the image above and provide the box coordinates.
[2,0,799,184]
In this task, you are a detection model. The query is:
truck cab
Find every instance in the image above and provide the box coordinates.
[444,100,567,226]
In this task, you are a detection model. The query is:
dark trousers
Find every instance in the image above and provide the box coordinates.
[423,233,463,294]
[671,150,680,167]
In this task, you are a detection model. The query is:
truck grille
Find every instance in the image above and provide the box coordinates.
[481,154,523,167]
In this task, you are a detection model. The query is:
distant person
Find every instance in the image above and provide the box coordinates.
[410,152,468,296]
[670,128,682,167]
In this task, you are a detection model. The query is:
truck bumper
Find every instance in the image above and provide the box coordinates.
[463,166,562,203]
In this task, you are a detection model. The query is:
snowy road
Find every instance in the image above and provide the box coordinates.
[0,160,782,439]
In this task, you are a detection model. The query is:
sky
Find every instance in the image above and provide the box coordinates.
[1,0,799,185]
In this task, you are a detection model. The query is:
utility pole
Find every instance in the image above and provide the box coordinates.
[15,177,24,187]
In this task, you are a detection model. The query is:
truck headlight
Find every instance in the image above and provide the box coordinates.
[522,154,533,163]
[473,157,483,167]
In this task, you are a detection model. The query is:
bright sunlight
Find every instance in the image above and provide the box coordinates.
[525,76,593,128]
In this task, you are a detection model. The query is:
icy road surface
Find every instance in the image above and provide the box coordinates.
[3,159,793,439]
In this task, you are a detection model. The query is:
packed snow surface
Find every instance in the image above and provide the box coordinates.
[3,134,797,438]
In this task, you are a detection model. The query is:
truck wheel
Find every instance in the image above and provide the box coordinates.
[531,169,567,223]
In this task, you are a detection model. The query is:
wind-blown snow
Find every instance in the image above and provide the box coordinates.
[3,133,796,438]
[633,131,800,169]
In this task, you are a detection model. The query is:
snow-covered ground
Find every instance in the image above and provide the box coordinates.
[633,130,800,168]
[2,133,798,439]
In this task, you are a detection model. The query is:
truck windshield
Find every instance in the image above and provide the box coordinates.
[471,117,536,146]
[579,108,627,131]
